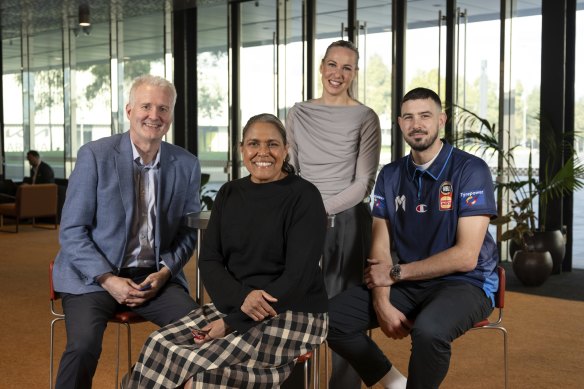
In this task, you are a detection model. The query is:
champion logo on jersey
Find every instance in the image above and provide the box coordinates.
[416,204,428,213]
[439,181,453,211]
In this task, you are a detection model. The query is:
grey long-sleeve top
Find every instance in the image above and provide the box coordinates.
[286,101,381,215]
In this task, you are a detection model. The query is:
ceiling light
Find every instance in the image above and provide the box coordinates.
[79,3,91,27]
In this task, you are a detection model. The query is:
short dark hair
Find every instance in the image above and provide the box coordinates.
[27,150,40,158]
[241,113,295,175]
[401,87,442,112]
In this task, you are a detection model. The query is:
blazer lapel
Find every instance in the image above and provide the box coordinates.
[156,142,176,257]
[114,133,135,232]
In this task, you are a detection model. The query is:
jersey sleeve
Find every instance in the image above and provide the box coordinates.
[371,167,389,219]
[457,158,497,218]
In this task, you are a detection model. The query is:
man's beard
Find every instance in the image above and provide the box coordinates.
[405,129,439,152]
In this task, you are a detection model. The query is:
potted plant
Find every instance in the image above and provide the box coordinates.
[454,107,584,281]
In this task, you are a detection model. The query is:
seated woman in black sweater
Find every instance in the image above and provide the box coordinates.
[126,113,328,388]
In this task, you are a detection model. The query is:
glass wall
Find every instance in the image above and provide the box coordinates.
[357,0,392,165]
[573,1,584,269]
[197,3,229,184]
[1,0,579,266]
[0,1,168,180]
[2,35,24,179]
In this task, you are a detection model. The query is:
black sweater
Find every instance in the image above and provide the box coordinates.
[199,174,328,333]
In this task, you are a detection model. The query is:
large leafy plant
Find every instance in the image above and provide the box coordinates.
[454,107,584,250]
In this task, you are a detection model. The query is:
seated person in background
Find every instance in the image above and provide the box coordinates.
[126,113,328,388]
[52,75,201,389]
[26,150,55,184]
[326,87,499,389]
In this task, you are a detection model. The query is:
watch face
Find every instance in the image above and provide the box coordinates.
[391,265,401,280]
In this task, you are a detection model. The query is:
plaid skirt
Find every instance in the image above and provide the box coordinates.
[126,303,328,389]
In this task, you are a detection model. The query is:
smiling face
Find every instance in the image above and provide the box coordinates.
[398,97,446,154]
[320,46,358,98]
[126,83,174,148]
[240,121,288,184]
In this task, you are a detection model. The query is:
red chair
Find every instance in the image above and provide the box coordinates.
[468,265,508,389]
[49,261,147,389]
[296,348,322,389]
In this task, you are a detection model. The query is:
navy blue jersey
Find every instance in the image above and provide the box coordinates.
[372,141,499,303]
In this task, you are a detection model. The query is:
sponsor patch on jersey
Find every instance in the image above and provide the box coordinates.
[373,194,386,212]
[439,181,453,211]
[460,190,485,209]
[416,204,428,213]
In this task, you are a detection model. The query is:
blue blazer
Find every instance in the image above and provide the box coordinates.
[53,132,201,294]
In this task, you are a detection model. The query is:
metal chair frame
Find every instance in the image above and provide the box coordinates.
[468,265,508,389]
[49,261,145,389]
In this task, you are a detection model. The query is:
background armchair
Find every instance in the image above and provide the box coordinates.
[0,183,58,232]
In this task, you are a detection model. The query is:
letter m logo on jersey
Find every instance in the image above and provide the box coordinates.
[395,195,406,212]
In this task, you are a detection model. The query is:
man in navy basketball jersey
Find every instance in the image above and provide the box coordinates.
[327,87,499,389]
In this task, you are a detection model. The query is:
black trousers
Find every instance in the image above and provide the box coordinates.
[283,203,372,389]
[327,280,493,389]
[55,272,198,389]
[323,202,372,389]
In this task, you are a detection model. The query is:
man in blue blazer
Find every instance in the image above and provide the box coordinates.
[53,75,200,389]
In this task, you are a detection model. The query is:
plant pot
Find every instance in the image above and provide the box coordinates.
[512,250,553,286]
[508,229,566,274]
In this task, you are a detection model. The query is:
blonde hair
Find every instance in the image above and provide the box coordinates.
[321,40,360,98]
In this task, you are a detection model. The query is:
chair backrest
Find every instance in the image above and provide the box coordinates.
[495,265,505,309]
[16,183,58,218]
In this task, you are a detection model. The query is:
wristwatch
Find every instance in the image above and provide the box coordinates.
[389,264,402,282]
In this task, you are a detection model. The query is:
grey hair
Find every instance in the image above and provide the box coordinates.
[128,75,177,109]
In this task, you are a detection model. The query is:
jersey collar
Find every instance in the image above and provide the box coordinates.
[406,140,454,181]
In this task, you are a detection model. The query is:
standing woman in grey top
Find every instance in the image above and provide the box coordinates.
[286,39,381,388]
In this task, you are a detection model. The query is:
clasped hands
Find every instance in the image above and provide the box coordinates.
[99,267,171,308]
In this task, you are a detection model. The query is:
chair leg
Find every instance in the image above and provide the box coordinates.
[324,342,329,389]
[312,347,320,389]
[470,325,508,388]
[114,322,134,389]
[115,324,121,389]
[303,356,310,389]
[126,322,133,375]
[501,327,509,389]
[50,317,64,389]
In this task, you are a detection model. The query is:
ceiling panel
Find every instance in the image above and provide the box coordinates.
[0,0,563,73]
